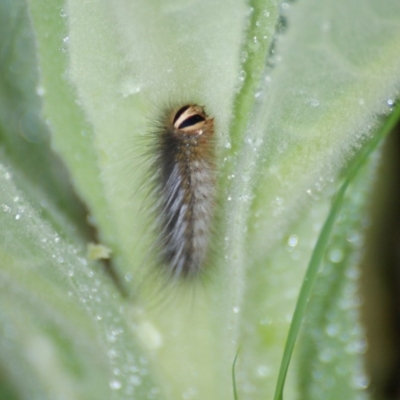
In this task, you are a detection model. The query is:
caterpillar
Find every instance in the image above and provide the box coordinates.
[151,104,216,279]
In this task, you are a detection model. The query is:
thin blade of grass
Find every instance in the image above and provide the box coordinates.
[232,347,241,400]
[273,103,400,400]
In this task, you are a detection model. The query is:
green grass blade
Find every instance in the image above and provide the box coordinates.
[273,103,400,400]
[232,347,241,400]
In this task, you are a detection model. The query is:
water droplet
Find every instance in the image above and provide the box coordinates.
[287,234,298,247]
[240,50,248,64]
[312,369,324,381]
[129,375,142,386]
[326,323,339,337]
[233,306,240,314]
[138,322,163,349]
[249,36,260,51]
[319,347,335,363]
[60,36,69,53]
[15,214,21,220]
[1,204,11,213]
[354,338,367,354]
[36,86,45,96]
[246,6,254,16]
[329,248,343,263]
[109,379,122,390]
[256,365,271,377]
[346,231,362,246]
[108,349,117,358]
[60,9,67,17]
[352,373,369,389]
[346,266,360,280]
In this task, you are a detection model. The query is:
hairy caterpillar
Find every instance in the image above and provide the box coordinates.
[151,104,216,279]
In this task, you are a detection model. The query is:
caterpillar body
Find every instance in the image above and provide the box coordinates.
[152,104,215,279]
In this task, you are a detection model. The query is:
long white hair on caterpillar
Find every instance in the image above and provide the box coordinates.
[149,103,216,280]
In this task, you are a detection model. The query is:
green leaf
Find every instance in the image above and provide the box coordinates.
[1,0,400,398]
[274,106,400,400]
[0,0,89,237]
[0,153,156,399]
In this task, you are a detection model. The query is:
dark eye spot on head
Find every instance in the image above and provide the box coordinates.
[178,114,205,130]
[173,105,190,125]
